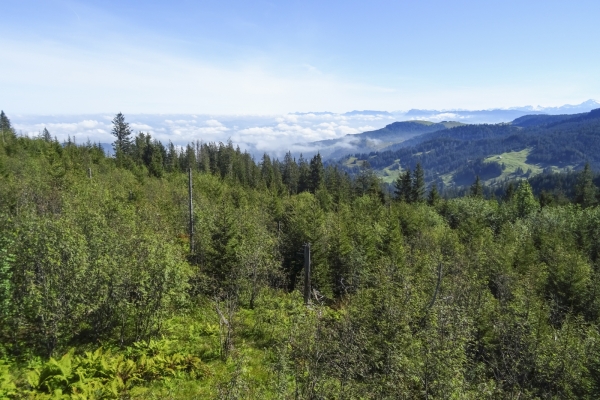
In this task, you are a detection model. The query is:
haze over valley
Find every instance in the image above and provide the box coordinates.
[11,99,600,158]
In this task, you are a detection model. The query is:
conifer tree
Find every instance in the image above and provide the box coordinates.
[166,141,178,172]
[261,153,274,189]
[111,112,132,155]
[411,162,425,202]
[427,182,440,206]
[394,168,412,202]
[356,161,382,199]
[0,111,15,143]
[42,128,51,142]
[0,111,11,133]
[282,152,299,195]
[142,135,164,178]
[297,154,310,193]
[575,163,597,208]
[309,153,324,193]
[470,175,483,198]
[504,182,515,202]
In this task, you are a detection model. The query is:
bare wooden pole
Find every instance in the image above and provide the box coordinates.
[304,243,311,305]
[88,167,92,179]
[188,167,194,254]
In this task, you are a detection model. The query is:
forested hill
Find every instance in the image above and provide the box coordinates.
[340,108,600,188]
[5,110,600,398]
[300,120,464,159]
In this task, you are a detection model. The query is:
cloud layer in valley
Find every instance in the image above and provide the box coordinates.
[10,100,600,159]
[10,112,390,157]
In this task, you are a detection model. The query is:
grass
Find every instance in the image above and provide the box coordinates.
[438,148,577,188]
[434,148,576,188]
[343,156,359,167]
[348,146,576,188]
[379,163,401,184]
[483,148,543,183]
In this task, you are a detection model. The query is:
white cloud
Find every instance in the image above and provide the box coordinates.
[9,111,397,157]
[130,123,153,131]
[205,119,225,127]
[410,112,466,122]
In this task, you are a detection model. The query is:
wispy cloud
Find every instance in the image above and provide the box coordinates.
[0,34,398,116]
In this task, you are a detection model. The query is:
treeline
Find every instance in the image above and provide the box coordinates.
[437,164,600,209]
[107,113,384,202]
[3,111,600,398]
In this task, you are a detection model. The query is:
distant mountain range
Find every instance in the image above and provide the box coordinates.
[296,100,600,121]
[332,107,600,189]
[299,100,600,160]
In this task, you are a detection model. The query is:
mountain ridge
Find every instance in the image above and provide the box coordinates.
[335,108,600,188]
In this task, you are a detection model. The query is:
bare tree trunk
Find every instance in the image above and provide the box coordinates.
[188,168,194,254]
[304,243,311,305]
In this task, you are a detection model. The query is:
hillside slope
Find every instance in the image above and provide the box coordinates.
[338,109,600,188]
[301,120,464,159]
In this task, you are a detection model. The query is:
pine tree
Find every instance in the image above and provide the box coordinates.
[42,128,51,142]
[142,135,164,178]
[575,163,597,208]
[261,153,274,189]
[470,175,483,198]
[427,182,440,206]
[282,152,299,195]
[0,111,11,133]
[356,161,382,199]
[0,110,15,143]
[166,141,178,172]
[504,182,515,202]
[111,112,132,155]
[411,162,425,202]
[309,153,324,193]
[297,154,310,193]
[394,168,412,202]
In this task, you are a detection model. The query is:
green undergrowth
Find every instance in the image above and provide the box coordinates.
[0,291,317,399]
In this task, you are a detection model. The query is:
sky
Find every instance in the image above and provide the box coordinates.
[2,0,600,116]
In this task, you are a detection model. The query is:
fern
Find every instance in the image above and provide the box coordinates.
[0,360,16,398]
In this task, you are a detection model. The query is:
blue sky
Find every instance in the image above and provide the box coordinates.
[1,0,599,114]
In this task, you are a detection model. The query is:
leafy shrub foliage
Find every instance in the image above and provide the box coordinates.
[2,112,600,398]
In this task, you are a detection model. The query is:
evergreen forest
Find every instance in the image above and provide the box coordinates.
[342,108,600,189]
[3,111,600,399]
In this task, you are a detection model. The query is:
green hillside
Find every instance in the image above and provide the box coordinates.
[307,120,466,160]
[339,109,600,189]
[3,111,600,398]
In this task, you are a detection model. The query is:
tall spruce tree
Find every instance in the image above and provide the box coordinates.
[0,111,15,143]
[111,112,132,155]
[427,182,440,206]
[297,154,310,193]
[42,128,51,142]
[261,153,274,189]
[411,162,425,202]
[470,175,483,198]
[309,153,324,193]
[394,168,412,202]
[282,152,299,195]
[575,163,598,208]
